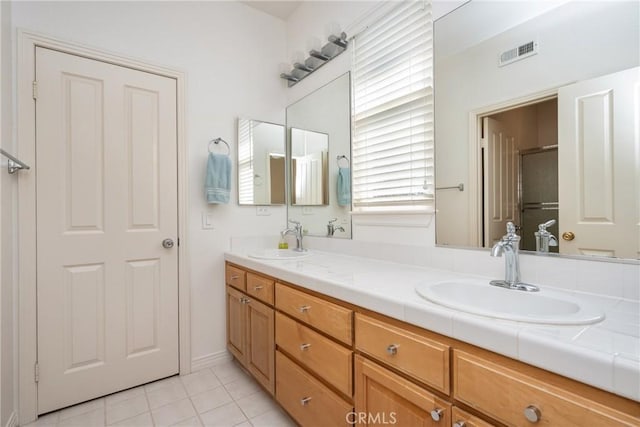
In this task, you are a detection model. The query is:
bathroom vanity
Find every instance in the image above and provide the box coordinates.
[224,252,639,426]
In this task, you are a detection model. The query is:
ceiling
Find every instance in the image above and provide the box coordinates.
[240,1,302,20]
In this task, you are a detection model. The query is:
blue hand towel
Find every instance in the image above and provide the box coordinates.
[337,167,351,206]
[205,153,231,204]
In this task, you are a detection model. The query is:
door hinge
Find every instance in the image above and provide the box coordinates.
[34,362,40,383]
[32,81,38,100]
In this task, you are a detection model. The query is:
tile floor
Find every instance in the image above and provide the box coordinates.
[26,360,296,427]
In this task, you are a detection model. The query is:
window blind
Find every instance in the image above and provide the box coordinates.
[237,119,254,204]
[351,0,434,210]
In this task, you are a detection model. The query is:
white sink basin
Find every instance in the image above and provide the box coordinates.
[415,280,604,325]
[248,249,312,260]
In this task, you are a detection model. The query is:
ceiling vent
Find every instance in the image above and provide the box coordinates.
[499,41,538,67]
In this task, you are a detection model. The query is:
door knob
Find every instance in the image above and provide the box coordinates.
[162,238,175,249]
[561,232,575,241]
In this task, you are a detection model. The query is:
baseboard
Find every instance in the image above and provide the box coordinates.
[191,350,232,371]
[4,412,17,427]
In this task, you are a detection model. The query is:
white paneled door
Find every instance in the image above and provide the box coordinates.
[483,117,518,247]
[35,47,179,414]
[558,67,639,259]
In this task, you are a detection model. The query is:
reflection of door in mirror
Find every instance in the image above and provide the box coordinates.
[558,67,639,259]
[237,118,285,206]
[480,98,557,250]
[291,128,329,206]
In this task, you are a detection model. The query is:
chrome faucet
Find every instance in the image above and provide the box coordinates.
[282,220,305,252]
[535,219,558,253]
[327,218,345,237]
[490,222,539,292]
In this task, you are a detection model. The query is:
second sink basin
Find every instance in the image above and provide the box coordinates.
[248,248,312,260]
[415,280,604,325]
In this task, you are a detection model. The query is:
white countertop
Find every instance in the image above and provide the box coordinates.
[224,249,640,402]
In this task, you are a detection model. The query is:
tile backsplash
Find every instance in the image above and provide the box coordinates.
[229,235,639,302]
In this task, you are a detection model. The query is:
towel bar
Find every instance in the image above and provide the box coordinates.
[0,148,30,174]
[436,183,464,191]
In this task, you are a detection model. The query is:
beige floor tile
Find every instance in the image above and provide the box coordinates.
[144,376,182,394]
[58,407,106,427]
[171,416,203,426]
[210,362,248,385]
[106,394,149,425]
[147,381,188,410]
[106,387,146,407]
[190,386,233,414]
[151,399,197,427]
[59,398,105,421]
[199,402,246,427]
[110,412,154,426]
[248,408,295,427]
[234,391,278,419]
[181,369,222,396]
[222,377,260,401]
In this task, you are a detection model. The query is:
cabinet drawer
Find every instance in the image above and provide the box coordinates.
[355,355,451,427]
[225,264,246,291]
[452,407,495,427]
[276,312,352,397]
[276,351,352,427]
[355,314,450,394]
[246,273,274,305]
[453,350,639,427]
[275,283,352,345]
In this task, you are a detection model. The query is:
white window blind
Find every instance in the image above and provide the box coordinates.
[351,0,434,210]
[237,119,254,204]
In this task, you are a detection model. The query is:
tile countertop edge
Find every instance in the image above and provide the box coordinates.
[223,251,640,402]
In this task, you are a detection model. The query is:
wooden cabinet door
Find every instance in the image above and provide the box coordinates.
[246,297,275,395]
[355,355,450,426]
[226,285,247,366]
[452,407,496,427]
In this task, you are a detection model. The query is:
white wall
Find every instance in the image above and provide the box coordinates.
[11,0,289,371]
[435,1,640,246]
[1,0,17,424]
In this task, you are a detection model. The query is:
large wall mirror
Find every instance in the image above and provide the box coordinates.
[434,1,639,260]
[287,72,352,238]
[237,118,286,205]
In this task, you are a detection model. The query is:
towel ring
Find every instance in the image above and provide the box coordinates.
[208,138,231,155]
[337,155,349,168]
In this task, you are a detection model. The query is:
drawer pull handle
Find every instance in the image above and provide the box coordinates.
[387,344,399,355]
[300,397,312,406]
[254,285,264,291]
[453,422,466,427]
[299,305,311,313]
[240,297,251,304]
[524,405,541,423]
[230,275,239,280]
[430,408,444,422]
[300,343,311,351]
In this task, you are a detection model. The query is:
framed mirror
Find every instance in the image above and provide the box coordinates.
[286,72,352,238]
[237,118,286,205]
[291,128,329,206]
[434,1,639,260]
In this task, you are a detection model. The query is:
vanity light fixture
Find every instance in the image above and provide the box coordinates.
[281,32,349,87]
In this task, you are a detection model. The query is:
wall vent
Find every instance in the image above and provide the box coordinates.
[499,41,538,67]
